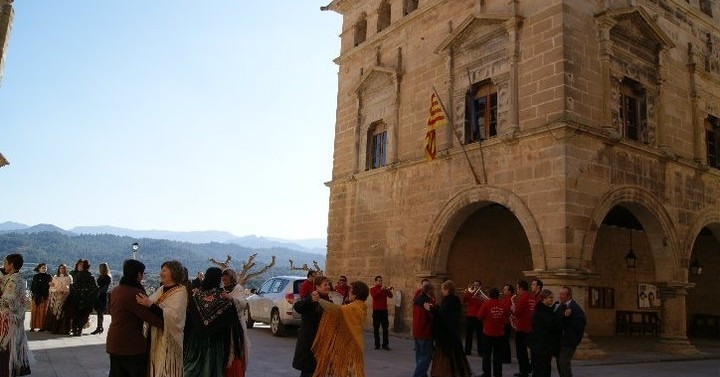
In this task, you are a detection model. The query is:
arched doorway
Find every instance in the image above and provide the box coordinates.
[586,204,661,336]
[445,203,533,289]
[687,224,720,338]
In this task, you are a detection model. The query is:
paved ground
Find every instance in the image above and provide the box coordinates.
[25,315,720,377]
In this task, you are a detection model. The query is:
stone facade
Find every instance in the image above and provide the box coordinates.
[1,0,12,168]
[322,0,720,355]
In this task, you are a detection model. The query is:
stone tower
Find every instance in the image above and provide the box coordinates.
[322,0,720,355]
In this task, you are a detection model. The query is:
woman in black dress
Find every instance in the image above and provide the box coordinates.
[91,262,111,334]
[68,259,98,336]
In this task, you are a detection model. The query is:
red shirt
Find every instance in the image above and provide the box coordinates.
[370,285,393,311]
[412,292,434,340]
[334,284,349,301]
[513,291,534,333]
[299,279,314,299]
[463,291,484,317]
[502,293,513,325]
[477,298,508,337]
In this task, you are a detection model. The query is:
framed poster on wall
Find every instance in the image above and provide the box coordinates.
[638,283,660,309]
[589,286,602,308]
[603,288,615,309]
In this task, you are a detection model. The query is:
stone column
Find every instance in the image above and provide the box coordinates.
[656,282,700,355]
[525,270,607,359]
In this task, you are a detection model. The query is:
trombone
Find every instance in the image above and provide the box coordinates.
[465,283,490,301]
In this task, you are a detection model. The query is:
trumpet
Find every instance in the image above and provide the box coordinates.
[383,285,395,291]
[465,284,490,300]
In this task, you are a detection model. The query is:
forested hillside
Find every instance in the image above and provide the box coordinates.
[0,231,323,289]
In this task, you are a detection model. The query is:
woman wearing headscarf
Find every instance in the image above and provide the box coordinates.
[68,259,98,336]
[183,267,244,377]
[91,262,112,334]
[220,268,250,377]
[45,264,73,334]
[136,260,188,377]
[0,253,31,377]
[310,280,369,377]
[29,263,52,331]
[107,259,163,377]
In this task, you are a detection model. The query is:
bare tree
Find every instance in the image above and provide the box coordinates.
[209,253,277,286]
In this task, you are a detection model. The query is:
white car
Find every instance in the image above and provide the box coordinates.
[244,275,306,336]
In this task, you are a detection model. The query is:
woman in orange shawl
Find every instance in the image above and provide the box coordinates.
[311,280,369,377]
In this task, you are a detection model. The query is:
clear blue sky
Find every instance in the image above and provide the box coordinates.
[0,1,342,239]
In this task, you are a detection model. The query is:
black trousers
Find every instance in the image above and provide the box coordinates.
[373,310,389,347]
[556,345,577,377]
[514,331,531,375]
[532,350,553,377]
[109,353,147,377]
[502,324,513,363]
[464,316,483,354]
[482,335,503,377]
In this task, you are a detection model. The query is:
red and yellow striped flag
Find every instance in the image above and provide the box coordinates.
[424,92,447,160]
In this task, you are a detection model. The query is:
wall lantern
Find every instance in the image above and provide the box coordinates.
[689,258,703,275]
[625,249,638,269]
[131,242,140,260]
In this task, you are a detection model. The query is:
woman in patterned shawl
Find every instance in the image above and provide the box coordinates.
[310,280,370,377]
[45,264,72,334]
[0,253,31,377]
[137,260,187,377]
[183,267,244,377]
[220,268,250,377]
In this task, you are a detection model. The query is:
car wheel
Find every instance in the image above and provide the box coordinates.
[243,305,255,328]
[270,308,284,337]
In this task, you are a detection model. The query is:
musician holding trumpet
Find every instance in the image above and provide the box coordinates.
[462,280,486,356]
[370,276,394,350]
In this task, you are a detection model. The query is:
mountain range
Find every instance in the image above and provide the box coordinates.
[0,222,326,255]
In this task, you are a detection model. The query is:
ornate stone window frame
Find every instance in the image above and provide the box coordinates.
[596,7,675,146]
[435,13,522,149]
[351,66,400,174]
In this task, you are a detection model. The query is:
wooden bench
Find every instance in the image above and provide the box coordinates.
[615,311,660,336]
[690,314,720,338]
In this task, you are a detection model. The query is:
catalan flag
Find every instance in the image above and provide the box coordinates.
[424,92,447,160]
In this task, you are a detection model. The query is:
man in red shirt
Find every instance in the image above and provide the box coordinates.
[333,275,349,303]
[478,287,509,377]
[370,275,393,350]
[412,282,435,377]
[299,270,317,299]
[513,280,534,377]
[463,279,485,356]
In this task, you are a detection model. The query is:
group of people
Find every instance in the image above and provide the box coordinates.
[413,278,587,377]
[292,270,371,377]
[107,259,249,377]
[29,260,111,336]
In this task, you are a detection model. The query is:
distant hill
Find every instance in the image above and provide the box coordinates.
[0,222,326,255]
[0,230,324,290]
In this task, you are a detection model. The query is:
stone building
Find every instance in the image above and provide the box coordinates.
[1,0,12,168]
[322,0,720,355]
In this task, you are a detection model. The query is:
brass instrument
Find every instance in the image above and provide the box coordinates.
[465,283,490,300]
[384,285,395,292]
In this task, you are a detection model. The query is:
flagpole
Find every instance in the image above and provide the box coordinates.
[431,86,484,185]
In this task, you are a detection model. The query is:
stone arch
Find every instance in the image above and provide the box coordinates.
[686,207,720,264]
[422,186,546,274]
[580,186,680,281]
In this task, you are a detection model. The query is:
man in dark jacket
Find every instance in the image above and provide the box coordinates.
[556,286,587,377]
[106,259,164,377]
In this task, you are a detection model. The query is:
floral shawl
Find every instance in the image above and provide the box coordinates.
[147,285,188,377]
[0,271,32,376]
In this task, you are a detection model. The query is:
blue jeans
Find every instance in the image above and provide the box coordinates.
[412,339,433,377]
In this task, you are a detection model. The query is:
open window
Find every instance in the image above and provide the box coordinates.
[464,80,498,143]
[367,121,388,170]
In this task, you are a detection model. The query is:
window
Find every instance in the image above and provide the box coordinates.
[377,0,391,32]
[367,122,388,170]
[354,13,367,47]
[465,80,498,143]
[707,115,720,169]
[403,0,418,16]
[700,0,713,17]
[619,78,647,143]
